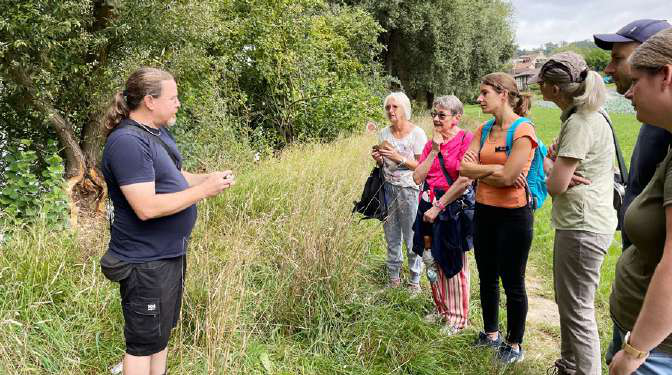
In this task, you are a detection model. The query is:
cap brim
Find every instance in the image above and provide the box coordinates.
[593,33,635,50]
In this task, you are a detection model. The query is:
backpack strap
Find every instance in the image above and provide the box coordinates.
[479,118,496,150]
[115,122,181,170]
[598,110,628,184]
[504,117,532,156]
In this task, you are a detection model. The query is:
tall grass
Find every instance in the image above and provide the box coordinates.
[0,105,642,374]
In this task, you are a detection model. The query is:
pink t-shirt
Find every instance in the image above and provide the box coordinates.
[418,130,474,191]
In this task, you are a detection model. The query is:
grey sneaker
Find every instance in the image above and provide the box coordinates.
[407,283,421,296]
[495,342,524,364]
[387,277,401,288]
[473,331,502,349]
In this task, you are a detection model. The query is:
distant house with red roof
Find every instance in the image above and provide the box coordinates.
[511,52,547,90]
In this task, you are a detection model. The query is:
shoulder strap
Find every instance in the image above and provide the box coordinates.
[505,117,532,156]
[116,123,181,169]
[599,110,628,183]
[479,119,496,150]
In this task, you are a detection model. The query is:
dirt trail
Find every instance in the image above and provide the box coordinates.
[524,264,561,363]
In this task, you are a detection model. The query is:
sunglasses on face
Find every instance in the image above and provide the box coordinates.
[431,111,452,120]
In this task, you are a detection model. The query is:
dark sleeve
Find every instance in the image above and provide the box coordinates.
[634,124,672,186]
[106,134,155,186]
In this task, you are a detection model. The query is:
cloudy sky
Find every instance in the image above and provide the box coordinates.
[510,0,672,49]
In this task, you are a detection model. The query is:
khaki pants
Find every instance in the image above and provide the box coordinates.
[553,229,612,375]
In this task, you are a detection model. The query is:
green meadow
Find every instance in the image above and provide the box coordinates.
[0,104,642,374]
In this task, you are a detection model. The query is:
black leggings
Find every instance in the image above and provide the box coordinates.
[473,203,533,344]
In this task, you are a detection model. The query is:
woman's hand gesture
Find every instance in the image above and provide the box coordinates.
[432,131,444,152]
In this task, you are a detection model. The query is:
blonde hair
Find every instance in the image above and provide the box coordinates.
[481,72,532,117]
[102,67,174,135]
[630,28,672,72]
[383,92,412,120]
[555,71,606,113]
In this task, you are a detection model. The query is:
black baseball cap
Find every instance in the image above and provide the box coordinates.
[594,19,671,50]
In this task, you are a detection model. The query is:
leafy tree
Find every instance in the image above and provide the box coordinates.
[334,0,516,105]
[0,0,385,225]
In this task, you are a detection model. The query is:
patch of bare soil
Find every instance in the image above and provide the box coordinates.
[525,266,561,363]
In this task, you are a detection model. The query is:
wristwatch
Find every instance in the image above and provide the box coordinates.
[433,200,447,211]
[623,331,649,360]
[397,158,407,167]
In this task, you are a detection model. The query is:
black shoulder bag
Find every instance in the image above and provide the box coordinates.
[353,165,388,221]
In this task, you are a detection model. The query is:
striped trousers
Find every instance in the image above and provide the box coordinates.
[431,253,470,329]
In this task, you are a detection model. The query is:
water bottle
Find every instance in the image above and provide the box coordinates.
[423,249,438,284]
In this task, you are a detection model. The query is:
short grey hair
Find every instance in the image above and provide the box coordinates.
[383,92,412,120]
[432,95,464,115]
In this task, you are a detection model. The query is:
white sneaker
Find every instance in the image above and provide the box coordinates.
[110,361,123,374]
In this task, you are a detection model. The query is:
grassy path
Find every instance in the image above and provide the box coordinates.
[0,105,640,374]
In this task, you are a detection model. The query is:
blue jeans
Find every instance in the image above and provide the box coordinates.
[607,323,672,374]
[383,182,422,284]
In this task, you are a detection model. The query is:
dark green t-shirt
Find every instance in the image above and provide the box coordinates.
[610,149,672,353]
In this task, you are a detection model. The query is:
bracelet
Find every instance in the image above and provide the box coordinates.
[398,158,406,167]
[623,331,649,360]
[433,200,447,211]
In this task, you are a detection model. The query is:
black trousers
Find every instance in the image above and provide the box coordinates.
[473,203,533,344]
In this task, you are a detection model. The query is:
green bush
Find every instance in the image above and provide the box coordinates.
[0,139,68,227]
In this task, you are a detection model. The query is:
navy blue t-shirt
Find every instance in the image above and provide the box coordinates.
[102,119,197,263]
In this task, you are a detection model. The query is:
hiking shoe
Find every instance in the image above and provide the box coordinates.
[407,283,421,296]
[473,331,502,349]
[546,359,576,375]
[495,342,524,364]
[387,277,401,288]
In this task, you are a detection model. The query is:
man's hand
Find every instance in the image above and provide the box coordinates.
[201,171,235,198]
[608,350,646,375]
[423,206,441,223]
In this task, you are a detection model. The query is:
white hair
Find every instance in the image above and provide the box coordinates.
[433,95,464,115]
[383,92,412,121]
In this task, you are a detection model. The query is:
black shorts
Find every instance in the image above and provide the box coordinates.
[119,256,186,356]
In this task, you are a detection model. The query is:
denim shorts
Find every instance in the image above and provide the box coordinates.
[607,321,672,374]
[119,256,186,356]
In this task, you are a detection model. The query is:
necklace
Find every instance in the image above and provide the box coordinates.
[133,121,161,136]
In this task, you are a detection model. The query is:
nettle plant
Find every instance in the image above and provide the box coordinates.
[0,139,69,227]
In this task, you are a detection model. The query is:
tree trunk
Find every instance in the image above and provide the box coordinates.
[7,66,107,226]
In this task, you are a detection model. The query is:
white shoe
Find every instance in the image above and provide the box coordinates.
[110,361,123,374]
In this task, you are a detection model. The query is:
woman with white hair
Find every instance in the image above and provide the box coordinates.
[536,52,617,375]
[372,92,427,292]
[608,28,672,375]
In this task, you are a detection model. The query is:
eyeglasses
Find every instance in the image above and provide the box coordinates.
[431,111,452,120]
